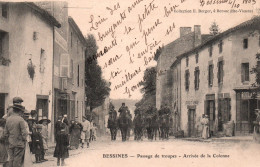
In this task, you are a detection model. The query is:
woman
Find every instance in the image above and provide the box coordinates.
[201,114,210,139]
[0,119,8,167]
[39,116,51,161]
[69,118,83,149]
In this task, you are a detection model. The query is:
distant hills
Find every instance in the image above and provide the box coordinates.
[110,99,139,115]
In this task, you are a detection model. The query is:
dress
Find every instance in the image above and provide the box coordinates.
[31,131,43,155]
[41,125,48,150]
[201,118,210,139]
[0,127,8,164]
[54,131,69,159]
[69,122,83,149]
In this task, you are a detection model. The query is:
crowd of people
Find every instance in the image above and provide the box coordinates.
[0,97,97,167]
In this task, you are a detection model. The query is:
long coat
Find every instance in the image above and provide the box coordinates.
[54,131,69,159]
[69,122,83,148]
[31,131,43,155]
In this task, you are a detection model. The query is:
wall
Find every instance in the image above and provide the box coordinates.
[180,27,260,136]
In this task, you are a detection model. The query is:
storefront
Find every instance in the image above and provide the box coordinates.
[235,89,259,135]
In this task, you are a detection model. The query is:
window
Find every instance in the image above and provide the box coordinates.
[208,64,213,87]
[194,67,200,90]
[40,49,46,73]
[71,32,73,48]
[186,57,189,67]
[70,59,73,79]
[259,36,260,47]
[195,52,199,63]
[77,40,79,54]
[0,34,3,57]
[243,38,248,49]
[1,4,8,18]
[185,70,190,91]
[209,45,213,57]
[218,61,224,84]
[218,40,223,53]
[241,63,249,82]
[60,54,69,77]
[77,64,80,87]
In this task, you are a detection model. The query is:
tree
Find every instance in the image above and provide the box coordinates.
[209,21,221,36]
[85,34,111,112]
[250,52,260,99]
[135,67,157,113]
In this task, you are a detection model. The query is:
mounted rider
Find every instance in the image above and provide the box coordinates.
[108,104,117,141]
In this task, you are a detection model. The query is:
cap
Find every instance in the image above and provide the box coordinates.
[13,97,23,104]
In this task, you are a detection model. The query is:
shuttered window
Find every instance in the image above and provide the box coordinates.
[60,54,70,77]
[185,70,190,91]
[218,40,223,53]
[195,52,199,63]
[218,61,224,84]
[194,67,200,90]
[243,38,248,49]
[241,63,249,83]
[209,45,213,57]
[208,64,213,87]
[2,4,8,18]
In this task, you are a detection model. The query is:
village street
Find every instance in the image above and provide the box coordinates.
[32,135,260,167]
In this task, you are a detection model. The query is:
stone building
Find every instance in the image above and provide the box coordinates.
[155,25,211,132]
[172,16,260,137]
[67,16,86,122]
[0,2,60,136]
[36,2,87,137]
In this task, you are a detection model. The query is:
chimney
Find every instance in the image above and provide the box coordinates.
[194,25,201,47]
[180,27,192,37]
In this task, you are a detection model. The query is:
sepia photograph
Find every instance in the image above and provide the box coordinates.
[0,0,260,166]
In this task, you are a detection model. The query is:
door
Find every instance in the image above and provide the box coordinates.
[206,100,215,135]
[0,94,5,118]
[188,109,196,137]
[249,99,257,133]
[36,98,49,121]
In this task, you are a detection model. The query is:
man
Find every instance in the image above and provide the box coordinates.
[4,102,28,167]
[108,106,117,141]
[81,116,90,148]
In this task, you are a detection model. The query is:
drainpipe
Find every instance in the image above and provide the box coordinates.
[51,25,55,143]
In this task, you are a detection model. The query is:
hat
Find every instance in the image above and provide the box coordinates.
[13,97,23,104]
[39,116,51,124]
[12,104,25,113]
[36,124,43,129]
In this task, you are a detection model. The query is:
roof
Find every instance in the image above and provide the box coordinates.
[24,2,61,28]
[175,16,260,62]
[68,16,87,46]
[154,32,212,61]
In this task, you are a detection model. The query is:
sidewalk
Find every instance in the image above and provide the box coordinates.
[175,135,253,143]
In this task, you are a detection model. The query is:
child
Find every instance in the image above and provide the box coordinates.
[39,116,51,161]
[0,119,8,167]
[32,124,44,163]
[54,123,69,166]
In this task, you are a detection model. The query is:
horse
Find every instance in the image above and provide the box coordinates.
[117,110,131,142]
[160,114,171,140]
[133,113,144,141]
[107,110,118,141]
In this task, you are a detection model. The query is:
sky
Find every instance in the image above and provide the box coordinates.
[5,0,260,100]
[66,0,258,100]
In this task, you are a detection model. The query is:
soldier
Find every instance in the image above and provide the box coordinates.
[108,106,117,141]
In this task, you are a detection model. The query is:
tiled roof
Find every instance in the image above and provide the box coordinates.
[176,16,260,61]
[25,2,61,28]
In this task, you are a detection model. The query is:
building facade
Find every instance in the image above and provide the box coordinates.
[0,2,60,137]
[173,16,260,137]
[67,17,86,122]
[155,25,211,132]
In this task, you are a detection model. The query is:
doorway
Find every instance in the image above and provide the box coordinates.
[36,95,49,121]
[205,100,215,136]
[0,94,5,118]
[188,109,196,137]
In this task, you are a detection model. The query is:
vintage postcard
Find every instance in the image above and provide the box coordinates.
[0,0,260,167]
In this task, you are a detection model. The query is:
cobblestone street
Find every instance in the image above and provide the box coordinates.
[32,135,260,167]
